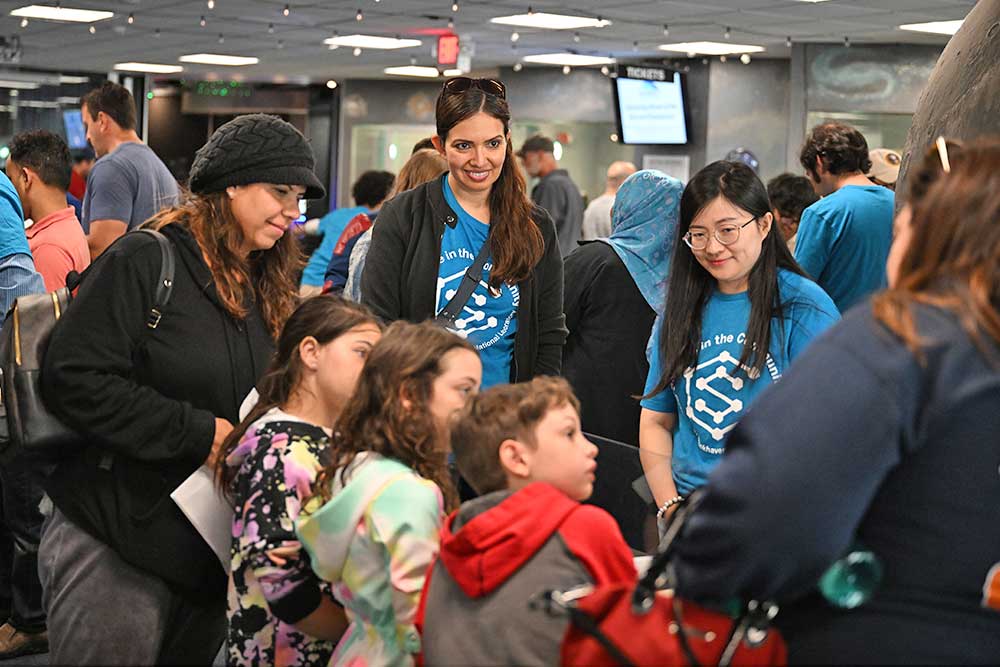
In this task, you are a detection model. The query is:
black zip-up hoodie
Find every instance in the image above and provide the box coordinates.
[360,176,567,381]
[40,223,273,598]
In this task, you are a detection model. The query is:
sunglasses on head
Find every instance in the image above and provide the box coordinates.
[442,77,506,99]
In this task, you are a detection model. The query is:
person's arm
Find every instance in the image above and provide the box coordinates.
[87,219,128,260]
[674,328,914,604]
[532,209,568,376]
[360,199,407,322]
[792,208,836,281]
[639,408,679,510]
[40,235,217,463]
[30,243,76,292]
[561,248,590,335]
[368,476,443,652]
[344,228,372,303]
[243,434,348,643]
[0,253,46,323]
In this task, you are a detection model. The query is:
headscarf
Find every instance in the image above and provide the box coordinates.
[599,169,683,314]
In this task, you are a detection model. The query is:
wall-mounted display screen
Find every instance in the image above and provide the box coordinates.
[613,67,689,145]
[63,110,87,149]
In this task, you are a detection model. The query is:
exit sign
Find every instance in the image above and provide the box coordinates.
[438,34,459,66]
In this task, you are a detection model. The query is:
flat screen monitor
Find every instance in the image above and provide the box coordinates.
[63,110,87,149]
[613,71,689,145]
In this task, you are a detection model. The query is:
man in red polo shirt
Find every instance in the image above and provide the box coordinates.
[7,130,91,291]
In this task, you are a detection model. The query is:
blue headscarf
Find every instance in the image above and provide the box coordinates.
[599,169,683,314]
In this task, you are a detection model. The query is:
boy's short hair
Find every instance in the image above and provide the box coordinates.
[767,173,818,221]
[451,377,580,496]
[9,130,73,191]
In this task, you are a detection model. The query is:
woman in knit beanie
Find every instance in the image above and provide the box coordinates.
[38,114,324,665]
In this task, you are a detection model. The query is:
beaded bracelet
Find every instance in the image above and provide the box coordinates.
[656,495,685,519]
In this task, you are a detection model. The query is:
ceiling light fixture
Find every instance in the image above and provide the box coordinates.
[179,53,259,66]
[510,31,519,42]
[114,62,184,73]
[283,4,290,17]
[740,53,751,64]
[353,47,361,56]
[199,15,206,26]
[659,41,765,56]
[207,0,214,7]
[323,34,422,49]
[267,23,274,33]
[218,32,224,43]
[521,53,615,66]
[600,65,609,75]
[562,65,570,74]
[724,26,731,39]
[899,19,963,35]
[512,62,523,71]
[277,39,284,48]
[786,36,792,47]
[662,24,669,36]
[10,4,114,23]
[451,2,458,11]
[20,18,28,27]
[384,65,441,77]
[490,12,610,30]
[126,12,133,24]
[573,31,580,42]
[88,24,95,33]
[326,79,338,89]
[356,8,363,21]
[443,68,462,76]
[58,74,89,83]
[844,35,850,47]
[447,17,454,29]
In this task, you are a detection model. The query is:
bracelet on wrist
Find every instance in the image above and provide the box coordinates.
[656,495,685,520]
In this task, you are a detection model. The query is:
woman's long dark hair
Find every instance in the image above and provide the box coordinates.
[310,321,476,513]
[436,84,543,288]
[213,295,380,497]
[147,191,302,340]
[649,161,805,395]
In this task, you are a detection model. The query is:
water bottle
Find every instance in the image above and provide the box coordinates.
[818,545,883,609]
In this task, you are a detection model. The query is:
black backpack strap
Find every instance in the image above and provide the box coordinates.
[434,239,491,326]
[134,229,175,329]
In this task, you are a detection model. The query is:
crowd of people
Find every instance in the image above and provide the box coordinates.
[0,74,995,667]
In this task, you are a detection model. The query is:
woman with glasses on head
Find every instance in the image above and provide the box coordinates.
[639,160,838,522]
[361,77,566,389]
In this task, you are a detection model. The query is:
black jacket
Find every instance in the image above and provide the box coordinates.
[41,223,273,597]
[360,176,566,381]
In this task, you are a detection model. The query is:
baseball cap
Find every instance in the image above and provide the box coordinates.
[867,148,902,185]
[517,134,555,157]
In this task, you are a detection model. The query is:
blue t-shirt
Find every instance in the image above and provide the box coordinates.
[438,175,518,389]
[642,269,839,496]
[301,205,367,286]
[793,184,894,312]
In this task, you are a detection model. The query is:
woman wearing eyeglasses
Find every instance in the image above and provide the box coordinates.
[639,160,838,521]
[361,77,566,389]
[671,140,1000,663]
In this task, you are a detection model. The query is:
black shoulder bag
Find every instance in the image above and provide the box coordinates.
[0,229,175,464]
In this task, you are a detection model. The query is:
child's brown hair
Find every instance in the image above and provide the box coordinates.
[451,376,580,495]
[312,320,475,511]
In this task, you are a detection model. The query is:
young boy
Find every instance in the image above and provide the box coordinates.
[418,377,636,665]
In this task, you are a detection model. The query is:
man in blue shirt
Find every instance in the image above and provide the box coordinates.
[794,123,894,312]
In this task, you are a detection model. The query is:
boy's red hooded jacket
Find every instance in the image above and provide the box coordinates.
[417,483,636,666]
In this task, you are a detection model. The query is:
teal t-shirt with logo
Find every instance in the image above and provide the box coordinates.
[642,269,838,495]
[438,175,518,389]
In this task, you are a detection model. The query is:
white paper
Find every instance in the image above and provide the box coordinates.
[171,465,233,574]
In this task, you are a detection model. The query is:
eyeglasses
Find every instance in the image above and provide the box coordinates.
[442,77,506,99]
[683,217,757,250]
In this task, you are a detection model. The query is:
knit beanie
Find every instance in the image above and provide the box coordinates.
[188,113,325,199]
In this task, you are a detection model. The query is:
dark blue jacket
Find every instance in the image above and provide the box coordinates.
[674,303,1000,664]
